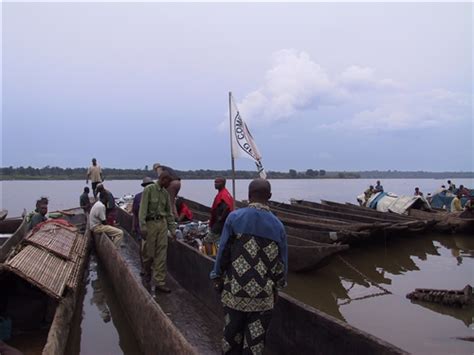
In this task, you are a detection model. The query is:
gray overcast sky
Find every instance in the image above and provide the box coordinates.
[2,2,472,171]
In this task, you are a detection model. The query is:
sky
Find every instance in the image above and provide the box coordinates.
[1,2,473,172]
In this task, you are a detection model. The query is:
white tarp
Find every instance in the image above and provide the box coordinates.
[366,192,431,215]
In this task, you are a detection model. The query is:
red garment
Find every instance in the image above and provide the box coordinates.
[209,188,234,227]
[178,203,193,221]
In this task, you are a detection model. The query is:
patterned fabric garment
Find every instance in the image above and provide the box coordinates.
[220,233,285,312]
[222,306,273,355]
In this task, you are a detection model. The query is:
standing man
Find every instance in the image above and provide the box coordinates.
[139,171,176,294]
[210,179,288,354]
[153,163,181,219]
[204,177,234,249]
[80,187,92,214]
[132,177,154,274]
[86,158,103,200]
[89,193,123,248]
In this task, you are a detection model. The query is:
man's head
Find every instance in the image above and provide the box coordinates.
[96,183,105,193]
[38,202,48,216]
[153,163,162,176]
[92,158,97,166]
[35,197,49,211]
[84,187,90,193]
[376,180,381,185]
[158,171,172,189]
[459,185,464,190]
[214,177,226,191]
[415,187,420,192]
[141,177,154,187]
[369,185,374,189]
[447,180,452,184]
[248,178,271,203]
[99,192,108,205]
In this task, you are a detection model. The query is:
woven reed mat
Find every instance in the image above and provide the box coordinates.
[26,223,77,260]
[67,235,89,289]
[5,245,73,299]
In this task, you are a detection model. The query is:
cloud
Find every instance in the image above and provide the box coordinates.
[235,49,347,125]
[319,89,471,132]
[338,65,400,91]
[226,49,469,133]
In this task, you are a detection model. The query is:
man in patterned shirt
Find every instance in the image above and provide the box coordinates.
[210,178,288,354]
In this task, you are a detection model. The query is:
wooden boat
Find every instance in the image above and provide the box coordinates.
[172,198,349,272]
[92,223,197,354]
[408,208,474,233]
[406,285,473,307]
[0,217,25,249]
[113,206,407,354]
[0,208,90,354]
[292,199,436,235]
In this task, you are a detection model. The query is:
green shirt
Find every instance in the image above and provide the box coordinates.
[139,183,175,233]
[29,212,47,230]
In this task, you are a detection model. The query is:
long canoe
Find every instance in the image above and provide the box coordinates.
[92,226,198,354]
[293,199,435,234]
[170,198,348,272]
[0,208,90,355]
[114,206,407,354]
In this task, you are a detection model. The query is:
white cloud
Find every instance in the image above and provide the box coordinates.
[235,49,347,125]
[339,65,400,90]
[227,49,470,133]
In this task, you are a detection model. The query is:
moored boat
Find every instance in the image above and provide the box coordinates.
[176,197,349,272]
[0,208,90,354]
[113,206,408,354]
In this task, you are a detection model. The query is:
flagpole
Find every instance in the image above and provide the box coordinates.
[229,91,236,208]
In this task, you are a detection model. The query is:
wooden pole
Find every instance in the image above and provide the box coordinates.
[229,91,236,208]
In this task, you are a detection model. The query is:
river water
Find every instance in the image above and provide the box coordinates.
[1,178,473,354]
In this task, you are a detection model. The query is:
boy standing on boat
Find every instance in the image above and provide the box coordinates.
[210,179,288,354]
[139,171,177,294]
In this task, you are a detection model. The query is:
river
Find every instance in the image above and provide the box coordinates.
[1,178,473,354]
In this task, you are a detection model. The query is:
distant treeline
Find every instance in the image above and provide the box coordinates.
[1,166,473,180]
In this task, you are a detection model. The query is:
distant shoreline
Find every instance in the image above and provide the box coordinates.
[1,167,473,181]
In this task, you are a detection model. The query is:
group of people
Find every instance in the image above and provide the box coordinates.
[362,180,384,206]
[24,157,285,354]
[128,164,285,353]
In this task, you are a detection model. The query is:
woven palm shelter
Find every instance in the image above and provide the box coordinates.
[2,220,88,299]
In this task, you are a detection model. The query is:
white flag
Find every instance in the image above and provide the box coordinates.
[230,95,267,179]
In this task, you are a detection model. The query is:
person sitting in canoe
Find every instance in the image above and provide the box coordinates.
[363,185,375,206]
[28,197,48,230]
[176,197,193,223]
[414,187,424,196]
[374,180,384,193]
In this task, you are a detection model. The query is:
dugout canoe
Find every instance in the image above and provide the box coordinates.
[292,199,435,234]
[92,216,198,354]
[0,208,90,355]
[170,198,349,272]
[114,207,408,354]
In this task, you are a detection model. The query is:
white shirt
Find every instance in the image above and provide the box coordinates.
[89,201,106,229]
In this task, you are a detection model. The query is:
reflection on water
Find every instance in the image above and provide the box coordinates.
[286,233,474,354]
[66,254,142,355]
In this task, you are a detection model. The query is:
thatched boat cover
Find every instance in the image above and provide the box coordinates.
[2,220,88,299]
